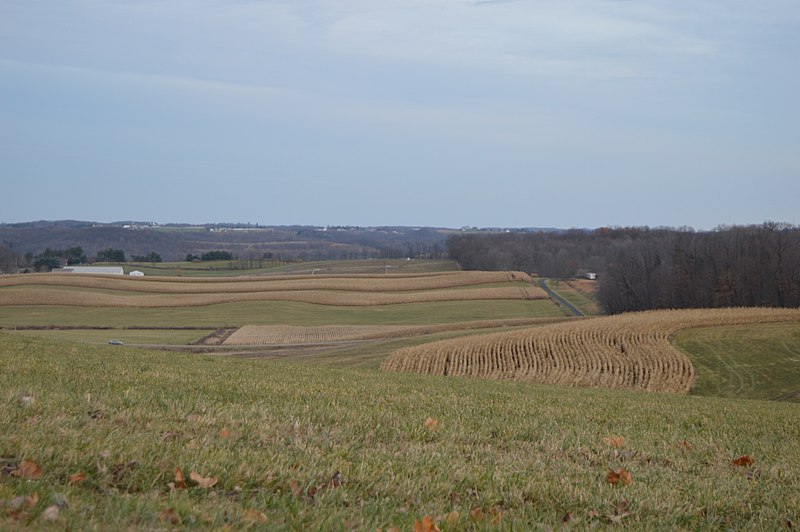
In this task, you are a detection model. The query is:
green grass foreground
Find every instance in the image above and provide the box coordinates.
[673,321,800,402]
[2,334,799,529]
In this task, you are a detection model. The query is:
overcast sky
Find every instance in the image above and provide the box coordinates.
[1,1,798,229]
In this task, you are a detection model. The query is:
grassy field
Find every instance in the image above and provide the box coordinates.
[545,279,601,316]
[673,321,800,402]
[9,329,213,346]
[1,333,798,529]
[0,299,561,329]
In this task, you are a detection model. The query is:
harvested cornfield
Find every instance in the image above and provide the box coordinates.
[0,285,546,308]
[226,325,408,345]
[225,317,570,345]
[0,271,530,294]
[381,308,800,394]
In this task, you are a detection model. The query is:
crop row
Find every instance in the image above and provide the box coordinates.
[381,307,800,393]
[0,271,530,294]
[224,317,569,345]
[0,285,547,308]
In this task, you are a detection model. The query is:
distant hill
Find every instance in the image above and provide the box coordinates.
[0,221,454,262]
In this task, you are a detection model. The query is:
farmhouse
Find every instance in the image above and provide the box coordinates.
[55,266,125,275]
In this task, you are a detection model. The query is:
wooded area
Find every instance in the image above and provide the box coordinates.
[447,224,800,313]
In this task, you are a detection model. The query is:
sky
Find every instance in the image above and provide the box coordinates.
[1,0,799,229]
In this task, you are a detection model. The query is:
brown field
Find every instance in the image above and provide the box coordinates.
[381,307,800,393]
[0,285,546,308]
[0,271,529,293]
[225,317,570,345]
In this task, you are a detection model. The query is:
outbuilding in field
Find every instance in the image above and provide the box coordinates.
[55,266,124,275]
[129,270,145,277]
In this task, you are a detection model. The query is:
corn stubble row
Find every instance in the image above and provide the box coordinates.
[381,308,800,393]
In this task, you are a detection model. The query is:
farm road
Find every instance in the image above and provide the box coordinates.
[539,279,585,317]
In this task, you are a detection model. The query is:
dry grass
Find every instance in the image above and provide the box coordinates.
[225,318,570,345]
[381,307,800,394]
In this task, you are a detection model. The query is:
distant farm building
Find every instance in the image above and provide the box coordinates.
[586,272,597,280]
[129,270,145,277]
[55,266,124,275]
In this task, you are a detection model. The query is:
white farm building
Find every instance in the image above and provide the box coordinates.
[55,266,125,275]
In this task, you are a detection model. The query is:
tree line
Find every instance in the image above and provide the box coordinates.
[447,224,800,313]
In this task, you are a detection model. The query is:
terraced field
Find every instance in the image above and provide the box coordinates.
[0,271,544,307]
[225,318,569,346]
[382,307,800,393]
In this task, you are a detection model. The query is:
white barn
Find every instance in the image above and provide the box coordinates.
[55,266,125,275]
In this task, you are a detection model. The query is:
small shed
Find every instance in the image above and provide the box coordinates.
[129,270,145,277]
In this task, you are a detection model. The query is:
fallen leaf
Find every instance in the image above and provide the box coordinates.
[20,395,35,407]
[41,505,60,521]
[189,471,218,489]
[13,460,42,480]
[413,515,440,532]
[67,472,85,486]
[288,480,303,498]
[173,467,187,489]
[158,508,180,525]
[469,507,484,522]
[243,509,267,523]
[489,505,504,525]
[604,436,625,448]
[307,485,318,499]
[219,427,231,439]
[445,511,459,526]
[562,512,573,523]
[8,493,39,510]
[606,468,632,486]
[423,418,439,429]
[732,455,755,467]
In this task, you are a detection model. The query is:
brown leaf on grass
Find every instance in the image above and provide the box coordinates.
[41,505,60,521]
[606,468,633,486]
[172,467,187,489]
[732,455,755,467]
[243,509,267,523]
[562,512,573,523]
[288,480,303,498]
[8,493,39,511]
[189,471,218,489]
[413,515,440,532]
[67,472,85,486]
[489,505,504,525]
[423,418,439,429]
[12,460,42,480]
[604,436,625,448]
[219,427,231,439]
[444,511,459,526]
[158,508,180,525]
[469,507,484,522]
